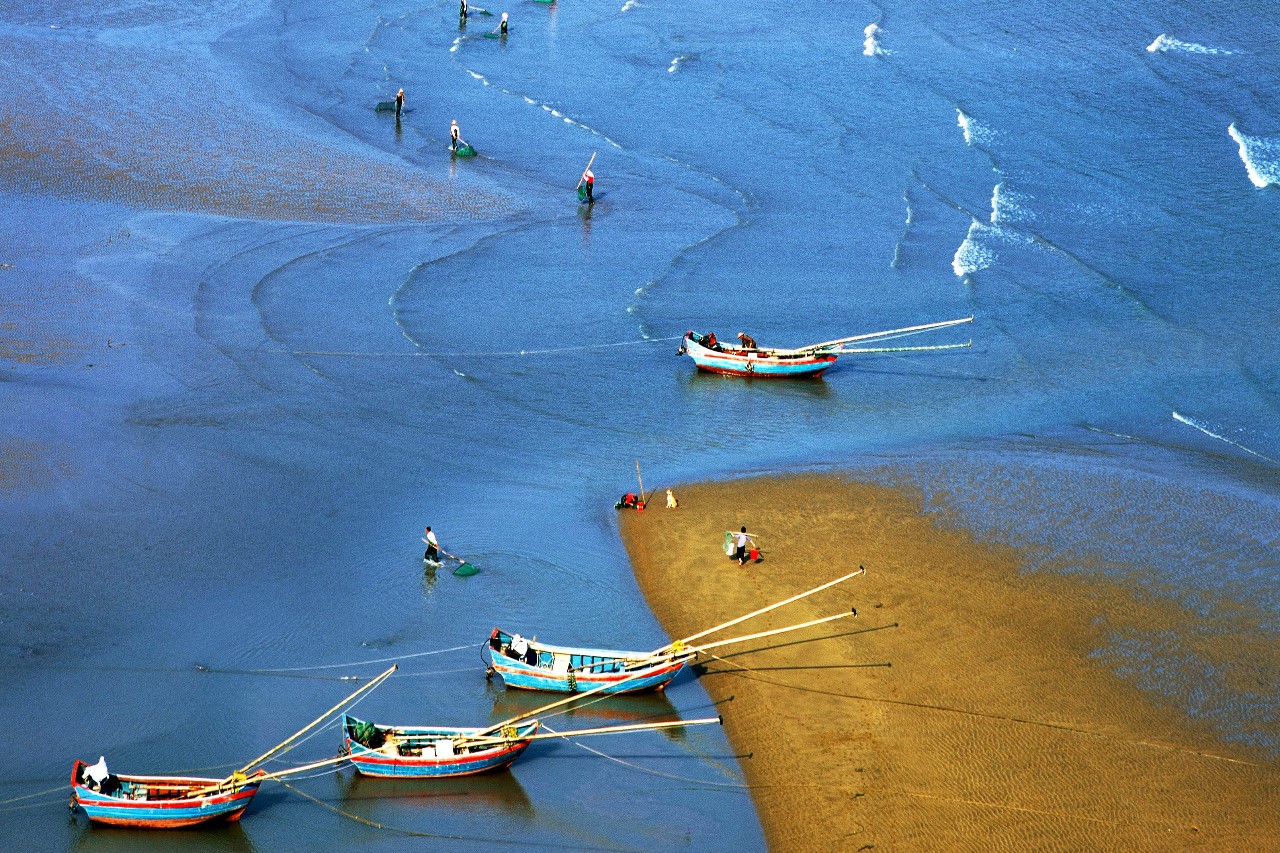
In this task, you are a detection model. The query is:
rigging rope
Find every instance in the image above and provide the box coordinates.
[275,336,684,360]
[202,642,474,676]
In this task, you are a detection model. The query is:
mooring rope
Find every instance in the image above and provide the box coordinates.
[699,653,1278,771]
[276,336,684,360]
[199,642,474,676]
[276,778,633,851]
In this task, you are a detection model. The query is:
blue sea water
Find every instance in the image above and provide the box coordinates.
[2,0,1279,849]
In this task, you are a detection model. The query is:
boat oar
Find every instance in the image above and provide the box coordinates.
[665,567,865,650]
[229,664,397,779]
[462,717,721,748]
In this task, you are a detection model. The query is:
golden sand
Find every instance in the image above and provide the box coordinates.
[619,474,1280,852]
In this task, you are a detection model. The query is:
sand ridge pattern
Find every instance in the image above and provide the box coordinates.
[620,475,1280,852]
[0,18,517,223]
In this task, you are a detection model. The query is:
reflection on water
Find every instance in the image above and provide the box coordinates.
[338,769,534,820]
[70,819,256,853]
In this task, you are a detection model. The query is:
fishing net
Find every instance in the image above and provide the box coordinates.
[454,144,476,157]
[454,562,478,576]
[577,185,587,202]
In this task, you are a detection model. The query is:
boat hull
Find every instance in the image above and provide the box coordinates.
[680,334,837,378]
[71,762,261,828]
[486,628,688,694]
[343,716,538,778]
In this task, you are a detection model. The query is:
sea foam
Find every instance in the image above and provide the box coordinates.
[957,109,996,148]
[1146,34,1233,55]
[1228,123,1280,188]
[863,23,884,57]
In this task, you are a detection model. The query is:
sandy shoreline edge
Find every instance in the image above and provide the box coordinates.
[619,474,1279,851]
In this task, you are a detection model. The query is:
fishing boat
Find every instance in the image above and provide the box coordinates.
[678,316,974,378]
[69,664,398,829]
[70,761,264,828]
[484,628,693,694]
[343,713,721,780]
[342,715,540,778]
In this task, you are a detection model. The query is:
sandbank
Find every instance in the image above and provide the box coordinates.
[619,474,1280,851]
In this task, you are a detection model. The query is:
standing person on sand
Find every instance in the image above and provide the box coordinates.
[423,526,440,563]
[395,88,405,120]
[733,526,750,565]
[451,119,462,151]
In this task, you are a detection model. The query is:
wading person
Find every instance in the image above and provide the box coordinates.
[395,88,404,120]
[423,526,440,563]
[582,167,594,203]
[500,12,508,34]
[450,119,462,151]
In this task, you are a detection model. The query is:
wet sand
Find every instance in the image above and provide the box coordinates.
[619,474,1280,851]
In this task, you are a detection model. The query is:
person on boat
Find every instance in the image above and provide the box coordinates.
[704,331,718,349]
[732,526,750,565]
[395,88,405,120]
[83,756,110,791]
[736,331,757,349]
[510,634,529,661]
[451,119,462,151]
[666,488,678,509]
[500,12,508,34]
[582,168,594,203]
[423,526,439,563]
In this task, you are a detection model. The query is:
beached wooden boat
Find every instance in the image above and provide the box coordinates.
[70,760,264,828]
[342,714,539,778]
[678,317,974,378]
[484,628,693,694]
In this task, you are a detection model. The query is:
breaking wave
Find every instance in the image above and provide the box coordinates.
[1146,34,1233,55]
[957,109,996,148]
[1228,123,1280,188]
[863,23,884,57]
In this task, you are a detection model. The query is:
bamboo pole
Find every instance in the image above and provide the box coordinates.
[635,459,646,505]
[576,152,597,189]
[252,752,354,783]
[772,316,973,355]
[670,567,864,648]
[839,341,972,354]
[462,717,720,748]
[631,608,858,670]
[231,664,397,778]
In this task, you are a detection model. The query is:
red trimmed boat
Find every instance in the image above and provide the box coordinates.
[70,759,264,828]
[678,317,974,378]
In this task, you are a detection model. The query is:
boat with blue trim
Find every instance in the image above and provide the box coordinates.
[70,760,264,828]
[484,628,692,694]
[342,715,540,778]
[678,317,974,378]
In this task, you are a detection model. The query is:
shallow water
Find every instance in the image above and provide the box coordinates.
[3,0,1279,848]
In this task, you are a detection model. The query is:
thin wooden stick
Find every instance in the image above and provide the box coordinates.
[670,567,864,648]
[635,459,646,504]
[632,608,858,670]
[232,664,397,778]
